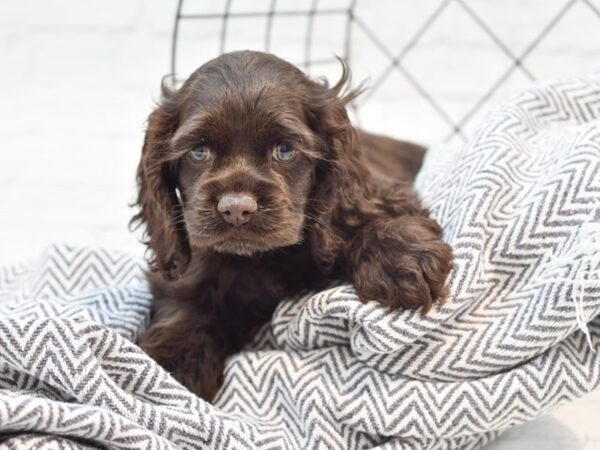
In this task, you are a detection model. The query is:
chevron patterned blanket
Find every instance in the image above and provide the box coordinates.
[1,74,600,450]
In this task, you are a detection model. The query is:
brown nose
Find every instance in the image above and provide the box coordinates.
[217,193,258,226]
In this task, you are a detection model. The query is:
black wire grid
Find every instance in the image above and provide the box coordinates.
[171,0,600,142]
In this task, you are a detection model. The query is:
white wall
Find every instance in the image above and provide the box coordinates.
[0,0,176,262]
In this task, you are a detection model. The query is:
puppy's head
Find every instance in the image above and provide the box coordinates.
[133,51,361,278]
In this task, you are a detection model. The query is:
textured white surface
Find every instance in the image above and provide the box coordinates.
[0,0,170,263]
[0,1,599,448]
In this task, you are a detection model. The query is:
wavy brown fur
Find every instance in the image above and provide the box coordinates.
[132,51,452,401]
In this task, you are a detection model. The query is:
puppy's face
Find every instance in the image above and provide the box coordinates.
[171,54,321,255]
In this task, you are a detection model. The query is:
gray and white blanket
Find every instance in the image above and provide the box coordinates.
[1,74,600,450]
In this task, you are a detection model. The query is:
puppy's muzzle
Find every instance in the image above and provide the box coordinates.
[217,193,258,227]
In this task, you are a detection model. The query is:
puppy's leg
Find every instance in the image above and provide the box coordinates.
[345,215,452,313]
[138,299,228,401]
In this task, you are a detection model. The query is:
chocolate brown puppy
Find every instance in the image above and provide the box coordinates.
[133,51,452,400]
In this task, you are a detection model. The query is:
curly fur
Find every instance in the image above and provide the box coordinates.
[132,51,453,401]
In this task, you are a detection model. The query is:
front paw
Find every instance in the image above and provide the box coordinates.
[348,216,452,313]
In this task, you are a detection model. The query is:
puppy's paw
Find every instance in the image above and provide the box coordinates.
[348,216,452,313]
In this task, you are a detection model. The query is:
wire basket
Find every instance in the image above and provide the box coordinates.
[171,0,600,144]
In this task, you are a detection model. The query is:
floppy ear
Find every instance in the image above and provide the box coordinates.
[304,61,374,272]
[131,81,190,279]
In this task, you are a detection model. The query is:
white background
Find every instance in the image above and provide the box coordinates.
[0,1,599,448]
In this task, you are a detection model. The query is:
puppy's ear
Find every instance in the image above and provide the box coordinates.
[304,60,372,272]
[131,80,190,279]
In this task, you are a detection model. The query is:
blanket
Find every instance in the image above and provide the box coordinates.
[1,73,600,449]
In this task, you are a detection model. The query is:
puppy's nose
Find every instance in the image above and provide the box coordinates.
[217,193,258,226]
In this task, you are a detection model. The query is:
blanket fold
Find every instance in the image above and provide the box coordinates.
[1,73,600,449]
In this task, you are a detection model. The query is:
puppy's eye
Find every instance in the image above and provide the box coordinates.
[190,145,211,162]
[272,144,297,163]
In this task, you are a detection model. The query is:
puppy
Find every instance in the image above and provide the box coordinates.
[133,50,452,401]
